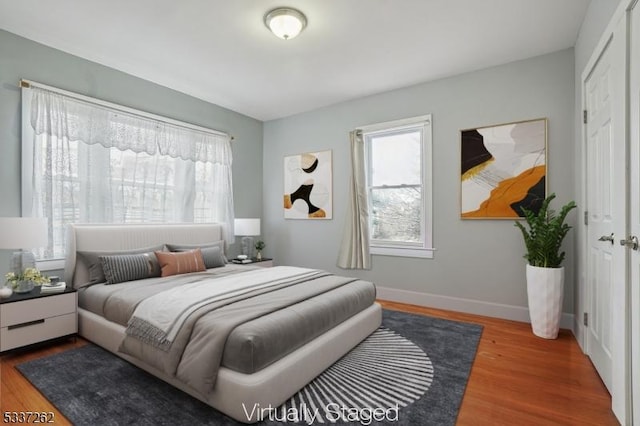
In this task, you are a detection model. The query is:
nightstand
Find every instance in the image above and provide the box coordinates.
[231,257,274,268]
[0,285,77,352]
[252,258,274,268]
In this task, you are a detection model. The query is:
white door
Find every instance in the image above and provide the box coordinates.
[584,14,627,418]
[629,1,640,422]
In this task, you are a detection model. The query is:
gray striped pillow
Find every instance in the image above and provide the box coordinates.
[77,244,164,287]
[100,252,161,285]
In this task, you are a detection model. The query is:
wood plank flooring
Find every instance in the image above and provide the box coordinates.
[379,301,618,426]
[0,301,618,425]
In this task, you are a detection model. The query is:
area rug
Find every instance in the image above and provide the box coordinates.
[17,309,482,426]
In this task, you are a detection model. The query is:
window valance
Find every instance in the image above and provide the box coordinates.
[30,87,231,164]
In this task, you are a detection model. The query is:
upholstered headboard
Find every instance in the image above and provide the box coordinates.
[64,223,225,288]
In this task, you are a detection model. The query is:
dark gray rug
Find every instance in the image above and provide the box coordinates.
[17,310,482,425]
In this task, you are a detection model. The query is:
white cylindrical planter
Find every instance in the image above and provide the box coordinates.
[526,264,564,339]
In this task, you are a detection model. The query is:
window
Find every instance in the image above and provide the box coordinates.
[362,115,433,258]
[21,83,234,264]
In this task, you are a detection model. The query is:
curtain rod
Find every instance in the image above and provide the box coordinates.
[20,79,235,141]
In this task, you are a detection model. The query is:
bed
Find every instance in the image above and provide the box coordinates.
[63,223,381,423]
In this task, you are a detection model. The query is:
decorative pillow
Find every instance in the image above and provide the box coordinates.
[77,245,165,287]
[100,252,161,285]
[155,249,206,277]
[166,241,227,263]
[171,246,225,269]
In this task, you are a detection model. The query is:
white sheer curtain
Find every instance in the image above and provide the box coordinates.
[23,85,234,259]
[29,88,231,163]
[337,130,371,269]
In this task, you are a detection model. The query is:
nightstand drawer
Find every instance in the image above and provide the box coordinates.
[0,313,77,352]
[0,292,76,327]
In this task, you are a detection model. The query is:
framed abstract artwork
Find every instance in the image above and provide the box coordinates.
[460,118,547,219]
[283,150,332,219]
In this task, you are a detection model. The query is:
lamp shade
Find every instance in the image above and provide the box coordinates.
[0,217,48,249]
[234,218,261,236]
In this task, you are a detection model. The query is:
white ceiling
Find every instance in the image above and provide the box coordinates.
[0,0,590,121]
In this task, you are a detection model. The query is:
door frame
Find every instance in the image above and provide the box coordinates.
[628,0,640,422]
[578,1,634,423]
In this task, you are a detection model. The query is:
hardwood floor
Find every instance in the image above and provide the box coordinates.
[1,337,86,424]
[0,302,618,425]
[379,301,619,426]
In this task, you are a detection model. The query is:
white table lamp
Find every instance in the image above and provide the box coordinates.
[0,217,47,274]
[234,218,261,258]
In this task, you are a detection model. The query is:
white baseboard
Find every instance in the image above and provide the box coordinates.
[376,286,575,332]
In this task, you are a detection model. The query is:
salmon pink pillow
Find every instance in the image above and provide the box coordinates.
[154,248,206,277]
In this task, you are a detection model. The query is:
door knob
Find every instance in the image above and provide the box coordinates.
[620,236,639,250]
[598,233,614,244]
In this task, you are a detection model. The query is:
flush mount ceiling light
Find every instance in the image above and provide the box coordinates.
[264,7,307,40]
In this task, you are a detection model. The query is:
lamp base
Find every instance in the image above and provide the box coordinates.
[241,237,255,258]
[11,250,37,275]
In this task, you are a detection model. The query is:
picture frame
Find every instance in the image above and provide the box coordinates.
[283,150,333,219]
[460,118,547,219]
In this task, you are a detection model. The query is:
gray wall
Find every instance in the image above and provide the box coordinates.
[573,0,624,345]
[263,49,576,315]
[0,29,263,273]
[0,24,584,319]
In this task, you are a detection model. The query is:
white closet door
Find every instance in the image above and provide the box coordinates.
[583,13,627,422]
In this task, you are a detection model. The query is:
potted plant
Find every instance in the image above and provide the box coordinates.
[255,240,266,261]
[5,267,51,294]
[515,193,576,339]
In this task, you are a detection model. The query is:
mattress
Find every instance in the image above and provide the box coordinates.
[79,265,376,374]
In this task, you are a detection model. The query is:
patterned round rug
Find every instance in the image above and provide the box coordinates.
[273,327,434,424]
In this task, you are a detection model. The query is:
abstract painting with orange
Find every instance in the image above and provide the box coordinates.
[460,119,546,219]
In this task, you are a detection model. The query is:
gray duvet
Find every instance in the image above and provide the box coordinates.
[79,265,375,396]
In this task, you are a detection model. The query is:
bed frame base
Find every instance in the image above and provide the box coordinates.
[78,303,382,423]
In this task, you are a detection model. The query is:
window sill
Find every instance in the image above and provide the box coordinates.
[370,246,434,259]
[36,259,65,272]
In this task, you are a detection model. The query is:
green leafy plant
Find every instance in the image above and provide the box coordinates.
[515,193,577,268]
[255,240,265,251]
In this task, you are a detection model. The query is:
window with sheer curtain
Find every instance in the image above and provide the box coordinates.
[21,84,234,261]
[363,115,433,258]
[338,115,433,269]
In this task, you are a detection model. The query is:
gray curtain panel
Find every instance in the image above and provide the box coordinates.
[337,130,371,269]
